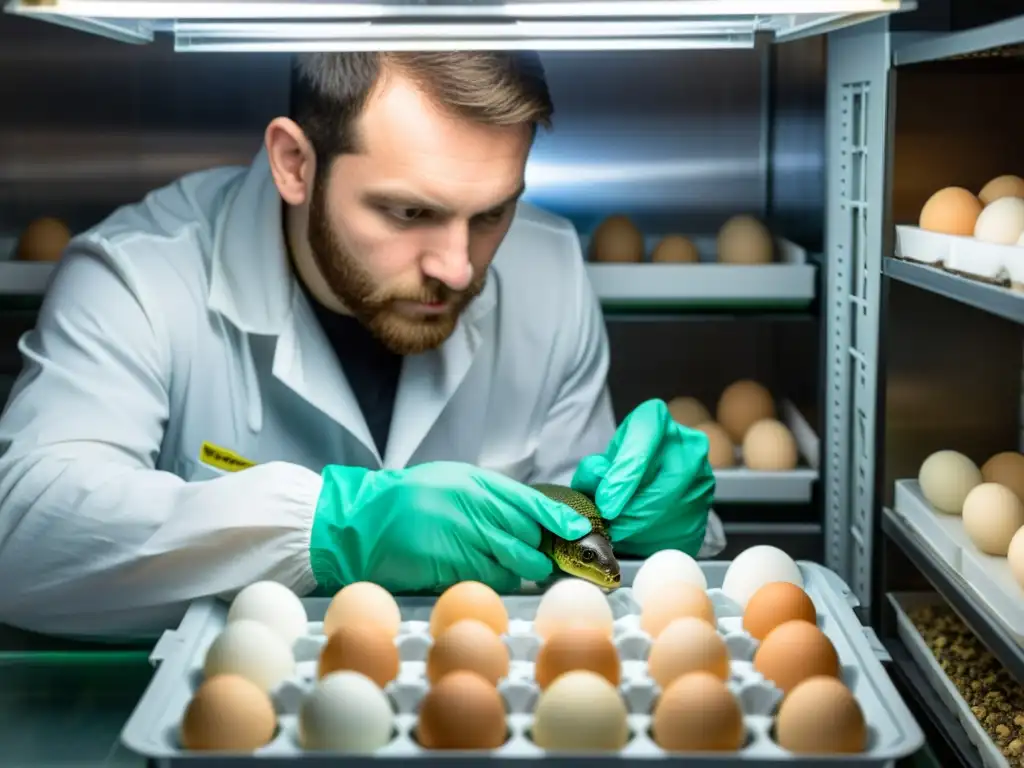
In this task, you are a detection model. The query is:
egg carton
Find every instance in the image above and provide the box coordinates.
[122,561,923,767]
[894,225,1024,287]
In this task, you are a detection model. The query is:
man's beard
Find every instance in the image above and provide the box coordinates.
[306,176,487,356]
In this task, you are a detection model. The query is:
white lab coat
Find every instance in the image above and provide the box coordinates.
[0,150,616,637]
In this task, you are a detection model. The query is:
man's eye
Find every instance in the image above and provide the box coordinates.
[389,208,426,223]
[475,208,507,226]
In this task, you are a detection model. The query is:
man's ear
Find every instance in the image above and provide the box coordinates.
[265,117,316,206]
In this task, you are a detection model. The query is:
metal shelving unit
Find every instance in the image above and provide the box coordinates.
[883,257,1024,325]
[0,262,54,298]
[893,13,1024,66]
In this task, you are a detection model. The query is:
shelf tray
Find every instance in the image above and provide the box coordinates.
[713,400,819,504]
[888,592,1006,768]
[120,560,923,765]
[893,13,1024,67]
[884,488,1024,684]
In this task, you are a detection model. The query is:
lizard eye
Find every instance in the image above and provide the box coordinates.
[582,550,596,562]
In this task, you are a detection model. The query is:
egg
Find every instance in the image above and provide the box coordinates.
[632,549,706,608]
[1008,527,1024,590]
[743,419,798,471]
[667,396,711,427]
[180,674,277,751]
[919,187,982,235]
[534,578,614,640]
[318,624,399,687]
[417,670,507,750]
[534,626,621,689]
[743,582,817,641]
[15,216,71,262]
[981,451,1024,503]
[203,619,295,692]
[721,545,803,608]
[640,581,716,638]
[979,174,1024,205]
[300,671,394,752]
[324,582,401,639]
[652,234,700,263]
[754,620,839,694]
[227,581,308,647]
[648,616,730,688]
[653,671,745,752]
[775,676,867,754]
[427,618,510,686]
[918,450,982,514]
[430,581,509,638]
[531,670,629,751]
[590,215,644,263]
[975,197,1024,244]
[717,215,773,264]
[695,421,736,468]
[962,483,1024,556]
[716,379,776,443]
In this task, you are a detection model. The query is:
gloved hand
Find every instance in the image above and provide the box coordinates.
[309,461,593,595]
[571,399,715,558]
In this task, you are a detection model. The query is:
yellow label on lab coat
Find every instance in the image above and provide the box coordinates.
[199,442,256,473]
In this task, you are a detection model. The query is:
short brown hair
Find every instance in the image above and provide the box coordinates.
[290,52,554,163]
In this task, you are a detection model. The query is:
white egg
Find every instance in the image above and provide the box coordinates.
[1008,527,1024,591]
[975,197,1024,244]
[918,450,982,515]
[203,618,295,692]
[721,545,803,608]
[632,549,707,607]
[300,671,394,752]
[227,581,308,646]
[533,579,614,640]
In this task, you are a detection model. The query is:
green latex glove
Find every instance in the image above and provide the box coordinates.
[309,461,593,595]
[571,399,715,557]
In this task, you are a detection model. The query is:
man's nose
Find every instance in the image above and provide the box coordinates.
[422,223,473,291]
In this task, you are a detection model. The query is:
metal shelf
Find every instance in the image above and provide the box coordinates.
[883,257,1024,326]
[0,262,56,298]
[3,0,914,49]
[893,13,1024,67]
[882,505,1024,683]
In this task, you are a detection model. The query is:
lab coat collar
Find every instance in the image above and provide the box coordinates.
[208,148,498,465]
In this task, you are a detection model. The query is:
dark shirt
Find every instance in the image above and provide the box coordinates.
[296,278,403,460]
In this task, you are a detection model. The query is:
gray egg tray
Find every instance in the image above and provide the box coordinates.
[122,561,923,767]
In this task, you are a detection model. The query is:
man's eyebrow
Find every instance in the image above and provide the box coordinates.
[361,184,526,217]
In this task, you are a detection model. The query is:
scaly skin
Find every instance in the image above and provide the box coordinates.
[532,484,620,589]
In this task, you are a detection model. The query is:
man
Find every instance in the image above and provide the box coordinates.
[0,52,716,638]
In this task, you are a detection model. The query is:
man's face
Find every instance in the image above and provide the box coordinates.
[306,72,532,356]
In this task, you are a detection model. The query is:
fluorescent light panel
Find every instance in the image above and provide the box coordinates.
[176,36,755,52]
[9,0,909,21]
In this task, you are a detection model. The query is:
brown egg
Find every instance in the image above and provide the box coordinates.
[979,175,1024,205]
[743,582,817,641]
[323,582,401,639]
[427,619,510,686]
[981,451,1024,504]
[429,581,509,638]
[694,422,736,469]
[640,581,716,638]
[652,234,699,263]
[180,674,277,751]
[776,676,867,754]
[534,626,621,689]
[716,380,776,443]
[653,671,745,752]
[648,616,730,689]
[919,187,983,236]
[717,215,773,264]
[590,215,644,263]
[754,620,839,694]
[318,624,399,687]
[743,419,798,471]
[417,671,507,750]
[16,217,71,262]
[667,396,711,427]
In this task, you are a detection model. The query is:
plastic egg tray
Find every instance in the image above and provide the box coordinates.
[121,561,923,766]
